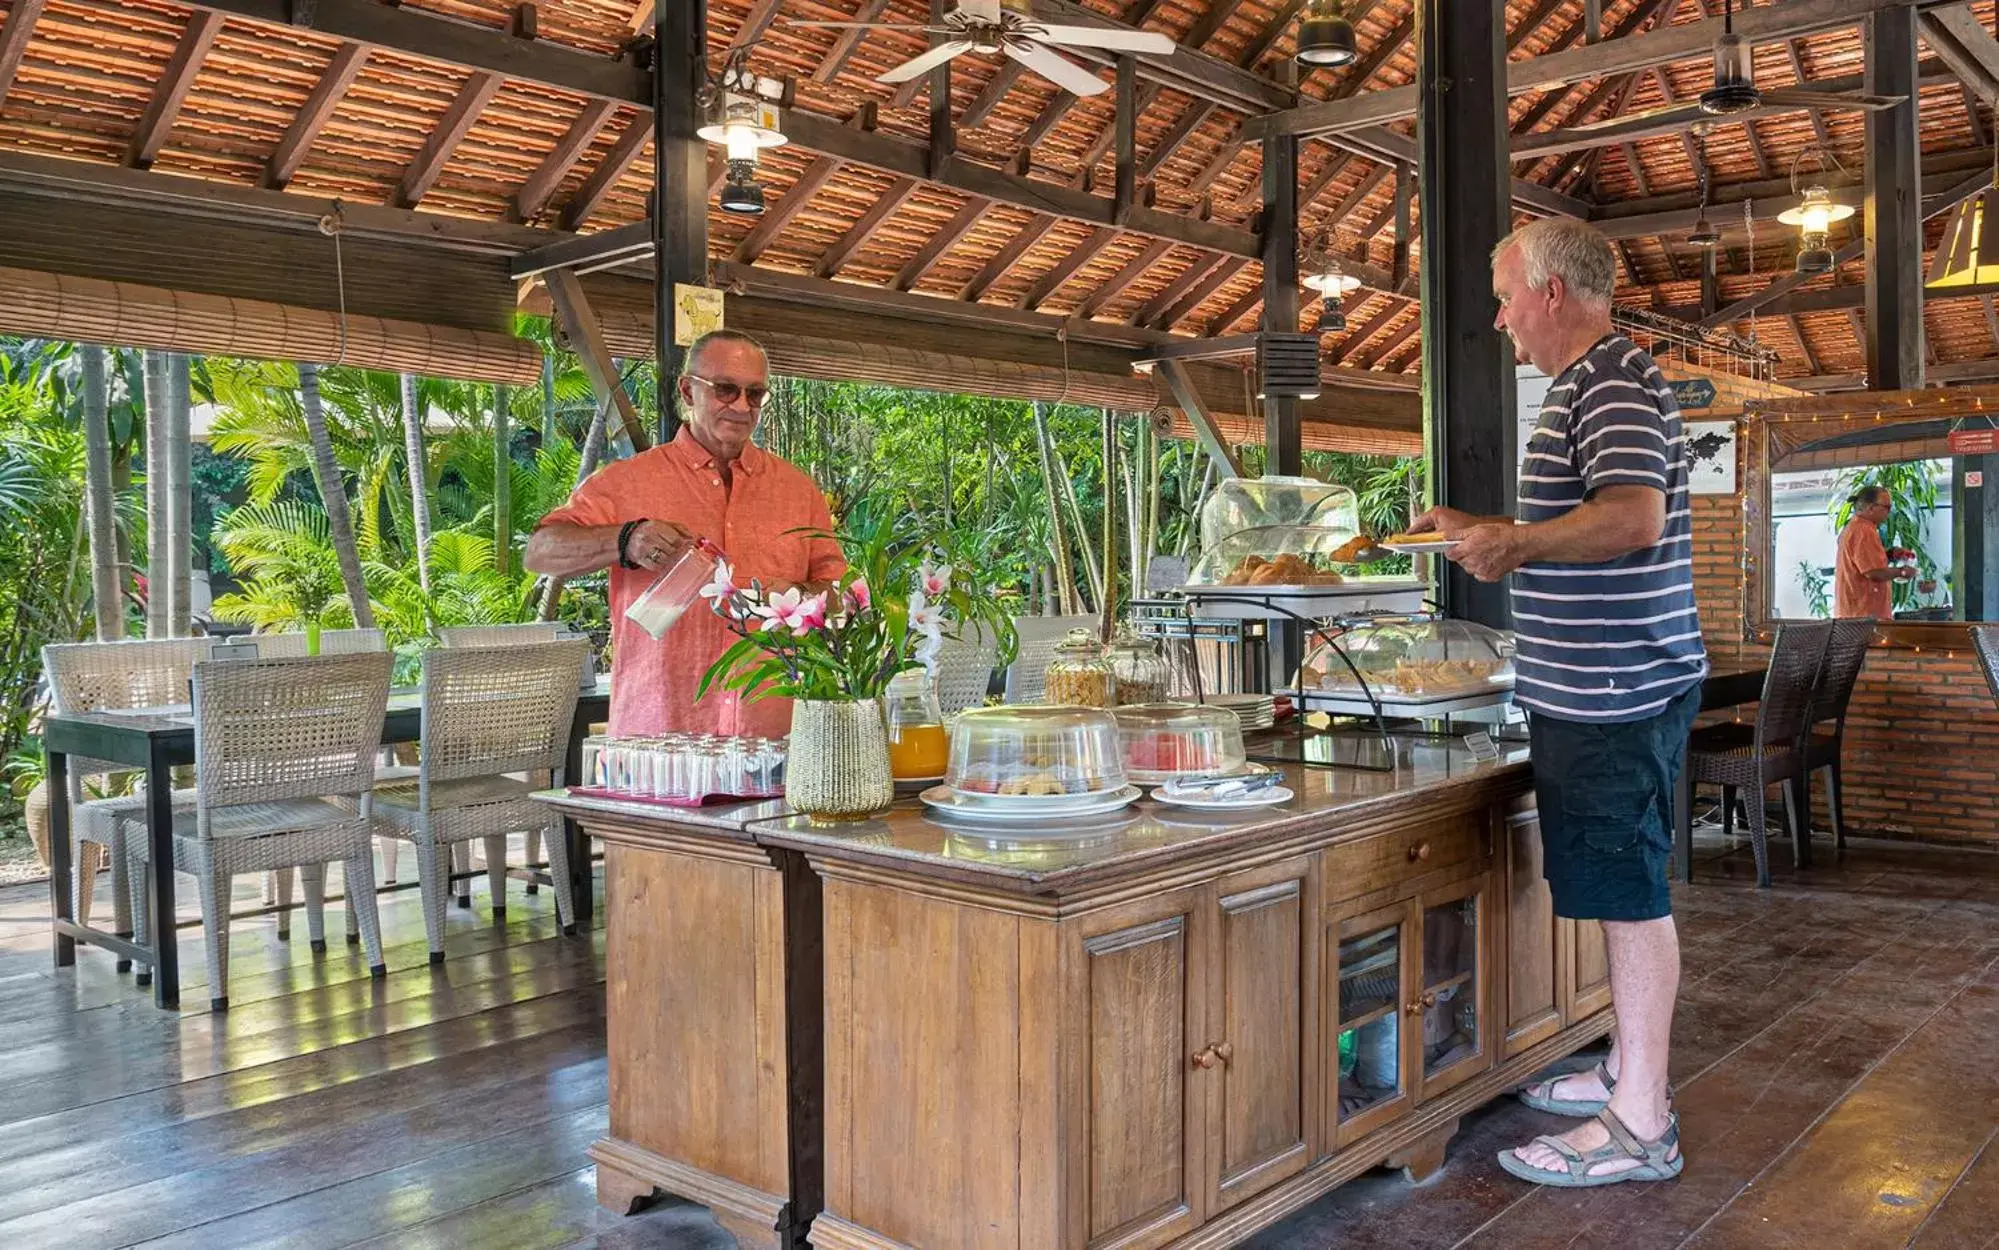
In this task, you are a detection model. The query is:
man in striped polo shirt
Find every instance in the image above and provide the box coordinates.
[1410,217,1704,1189]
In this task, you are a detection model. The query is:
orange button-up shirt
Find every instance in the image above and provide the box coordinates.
[1834,516,1892,620]
[538,429,845,737]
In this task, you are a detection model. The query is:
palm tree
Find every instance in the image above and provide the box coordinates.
[79,347,122,642]
[299,363,375,629]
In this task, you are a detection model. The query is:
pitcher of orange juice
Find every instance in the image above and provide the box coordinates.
[883,669,949,781]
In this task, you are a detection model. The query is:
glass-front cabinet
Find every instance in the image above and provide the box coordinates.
[1326,873,1492,1148]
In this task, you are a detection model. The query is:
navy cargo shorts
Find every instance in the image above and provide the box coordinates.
[1528,682,1701,923]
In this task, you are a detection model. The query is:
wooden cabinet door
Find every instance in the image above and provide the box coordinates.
[1324,897,1418,1150]
[1414,872,1495,1103]
[1203,855,1319,1215]
[1503,797,1563,1057]
[1565,917,1614,1022]
[1065,887,1208,1250]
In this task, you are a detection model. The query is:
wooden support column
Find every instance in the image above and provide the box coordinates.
[655,0,706,443]
[1418,0,1514,629]
[549,270,650,453]
[1114,55,1137,223]
[1700,246,1720,320]
[928,0,954,179]
[1261,132,1300,475]
[1865,2,1924,390]
[1158,359,1246,478]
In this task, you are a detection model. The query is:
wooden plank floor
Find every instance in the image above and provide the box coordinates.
[0,833,1994,1249]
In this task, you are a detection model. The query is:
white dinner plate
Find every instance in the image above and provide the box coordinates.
[942,783,1131,809]
[921,785,1141,822]
[1153,785,1294,811]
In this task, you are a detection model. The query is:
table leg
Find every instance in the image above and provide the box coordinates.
[565,720,592,932]
[146,741,180,1009]
[48,749,73,968]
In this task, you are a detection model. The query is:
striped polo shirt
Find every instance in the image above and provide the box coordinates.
[1513,334,1708,723]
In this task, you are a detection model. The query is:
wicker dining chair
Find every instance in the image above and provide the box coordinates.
[1004,615,1098,704]
[1799,617,1877,858]
[40,638,209,960]
[368,640,591,961]
[249,628,388,657]
[437,623,561,648]
[933,626,1001,716]
[125,652,396,1011]
[1675,621,1832,889]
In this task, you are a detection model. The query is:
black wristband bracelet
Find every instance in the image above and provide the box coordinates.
[617,519,647,570]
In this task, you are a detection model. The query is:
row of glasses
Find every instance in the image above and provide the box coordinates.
[580,733,788,804]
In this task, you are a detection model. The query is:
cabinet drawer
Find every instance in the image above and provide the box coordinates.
[1324,812,1487,900]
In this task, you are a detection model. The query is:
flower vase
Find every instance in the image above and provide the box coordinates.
[786,698,894,825]
[304,620,322,656]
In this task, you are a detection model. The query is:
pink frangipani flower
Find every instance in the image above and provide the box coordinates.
[844,577,871,613]
[917,562,952,598]
[698,559,737,605]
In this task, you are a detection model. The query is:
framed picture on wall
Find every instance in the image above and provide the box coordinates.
[1685,420,1738,495]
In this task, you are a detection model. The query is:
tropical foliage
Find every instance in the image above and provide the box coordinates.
[1830,460,1946,612]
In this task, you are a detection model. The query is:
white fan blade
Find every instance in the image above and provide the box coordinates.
[877,40,975,84]
[790,21,944,30]
[1005,41,1111,96]
[1759,89,1905,111]
[1028,23,1177,55]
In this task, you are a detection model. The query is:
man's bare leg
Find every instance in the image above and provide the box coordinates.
[1509,915,1679,1177]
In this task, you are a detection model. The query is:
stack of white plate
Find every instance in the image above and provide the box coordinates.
[920,783,1142,824]
[1206,693,1276,732]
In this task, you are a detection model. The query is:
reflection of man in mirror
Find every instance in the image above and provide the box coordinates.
[1834,486,1913,619]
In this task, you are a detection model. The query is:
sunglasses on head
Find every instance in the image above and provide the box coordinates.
[687,375,769,408]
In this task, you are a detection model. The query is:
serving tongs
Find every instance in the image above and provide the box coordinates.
[1159,769,1285,801]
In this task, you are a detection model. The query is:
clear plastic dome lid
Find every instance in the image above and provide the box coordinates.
[1200,476,1360,550]
[1187,523,1368,587]
[1295,618,1516,698]
[946,705,1127,797]
[1112,702,1247,783]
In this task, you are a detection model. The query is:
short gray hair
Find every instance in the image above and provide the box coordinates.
[685,329,768,375]
[1492,217,1616,309]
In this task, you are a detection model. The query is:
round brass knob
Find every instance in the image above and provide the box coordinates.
[1213,1041,1235,1065]
[1408,842,1431,862]
[1191,1046,1219,1070]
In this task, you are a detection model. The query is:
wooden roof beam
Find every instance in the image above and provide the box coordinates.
[734,154,844,264]
[814,0,894,84]
[1022,225,1120,310]
[1328,295,1402,359]
[897,195,991,290]
[510,97,615,221]
[1132,252,1225,327]
[129,11,224,170]
[961,61,1025,129]
[1242,0,1929,142]
[1151,255,1250,329]
[819,176,920,278]
[1073,238,1176,319]
[267,43,367,191]
[961,213,1055,301]
[0,0,50,107]
[1206,283,1264,335]
[1919,4,1999,102]
[396,71,502,208]
[560,117,651,231]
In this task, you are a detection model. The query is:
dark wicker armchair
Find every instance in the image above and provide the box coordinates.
[1798,618,1877,861]
[1973,625,1999,702]
[1675,622,1832,889]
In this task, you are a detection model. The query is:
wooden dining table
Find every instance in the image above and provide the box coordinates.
[42,679,610,1009]
[1699,663,1768,712]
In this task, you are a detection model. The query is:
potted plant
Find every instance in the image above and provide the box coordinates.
[698,552,949,824]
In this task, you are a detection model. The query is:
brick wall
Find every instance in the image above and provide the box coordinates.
[1689,405,1999,848]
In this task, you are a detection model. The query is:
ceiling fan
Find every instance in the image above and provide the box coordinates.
[791,0,1175,99]
[1562,0,1903,137]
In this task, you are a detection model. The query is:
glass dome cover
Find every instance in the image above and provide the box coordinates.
[1187,523,1369,587]
[1112,702,1247,784]
[1200,475,1359,550]
[1296,618,1515,700]
[946,705,1127,797]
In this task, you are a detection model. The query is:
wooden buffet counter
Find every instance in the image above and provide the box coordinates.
[542,735,1613,1250]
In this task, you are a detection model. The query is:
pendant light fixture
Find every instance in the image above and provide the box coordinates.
[698,54,788,216]
[1929,145,1999,289]
[1775,145,1854,276]
[1688,135,1721,249]
[1303,248,1362,333]
[1296,0,1357,68]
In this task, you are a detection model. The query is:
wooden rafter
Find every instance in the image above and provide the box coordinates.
[1070,84,1160,190]
[1183,0,1250,52]
[1074,238,1176,319]
[897,196,992,290]
[560,117,650,231]
[511,98,616,221]
[1787,314,1822,373]
[818,176,920,278]
[1329,296,1402,359]
[1133,252,1224,327]
[734,154,844,263]
[1356,314,1420,370]
[961,61,1025,130]
[1022,225,1120,310]
[814,0,894,84]
[267,43,367,191]
[129,11,224,169]
[1154,255,1251,329]
[1207,283,1264,335]
[0,0,51,108]
[962,213,1056,302]
[396,71,501,208]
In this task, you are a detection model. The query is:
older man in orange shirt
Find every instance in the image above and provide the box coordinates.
[1833,485,1912,619]
[526,331,844,736]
